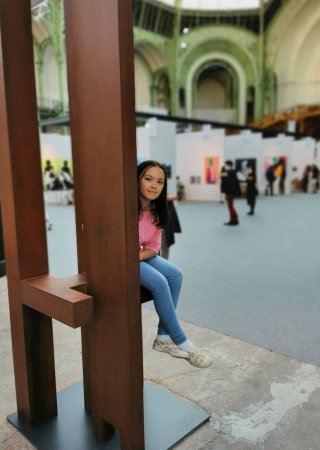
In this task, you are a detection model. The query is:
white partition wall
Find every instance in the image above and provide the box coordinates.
[314,141,320,168]
[136,119,177,193]
[224,131,263,192]
[262,135,293,195]
[136,126,150,163]
[40,133,72,161]
[41,129,315,204]
[176,128,224,201]
[291,138,316,179]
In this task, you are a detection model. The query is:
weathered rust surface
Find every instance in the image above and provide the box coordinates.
[64,0,144,447]
[0,0,143,447]
[0,0,57,425]
[21,274,93,328]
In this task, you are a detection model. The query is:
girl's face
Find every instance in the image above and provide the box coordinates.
[139,166,165,203]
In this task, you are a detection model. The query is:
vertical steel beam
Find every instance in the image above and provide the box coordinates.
[64,0,144,448]
[0,209,5,276]
[0,0,56,425]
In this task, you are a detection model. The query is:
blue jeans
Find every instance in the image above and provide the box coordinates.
[140,256,187,345]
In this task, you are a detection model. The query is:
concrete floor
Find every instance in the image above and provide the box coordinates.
[1,276,320,449]
[169,195,320,367]
[44,195,320,367]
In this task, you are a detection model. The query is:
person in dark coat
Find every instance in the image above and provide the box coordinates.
[265,164,276,196]
[302,165,310,193]
[219,164,227,203]
[221,160,241,226]
[311,164,320,193]
[277,158,286,195]
[246,164,257,215]
[161,193,182,259]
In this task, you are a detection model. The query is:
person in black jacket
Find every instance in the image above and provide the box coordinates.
[220,164,227,203]
[221,160,241,226]
[246,164,257,215]
[277,158,286,195]
[265,164,276,196]
[161,193,182,259]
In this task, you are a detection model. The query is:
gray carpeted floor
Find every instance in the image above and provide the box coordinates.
[46,193,320,367]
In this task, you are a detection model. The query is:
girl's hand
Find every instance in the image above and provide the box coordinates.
[139,248,156,261]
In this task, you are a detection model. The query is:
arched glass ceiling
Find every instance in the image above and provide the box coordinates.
[159,0,268,11]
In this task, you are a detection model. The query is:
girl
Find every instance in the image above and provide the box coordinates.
[138,160,212,369]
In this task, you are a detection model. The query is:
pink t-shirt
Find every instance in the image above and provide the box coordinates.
[139,211,162,254]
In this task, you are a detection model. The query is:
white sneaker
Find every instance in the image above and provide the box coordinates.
[185,347,213,368]
[152,339,189,359]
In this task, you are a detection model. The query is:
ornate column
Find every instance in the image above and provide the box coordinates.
[34,42,45,109]
[255,0,265,120]
[46,0,66,113]
[168,0,181,115]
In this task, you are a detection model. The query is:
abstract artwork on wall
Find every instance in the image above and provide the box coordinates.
[204,156,220,185]
[42,159,73,191]
[264,156,287,177]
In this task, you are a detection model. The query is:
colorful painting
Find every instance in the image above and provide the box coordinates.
[264,156,287,177]
[42,159,73,177]
[42,159,74,191]
[204,156,220,185]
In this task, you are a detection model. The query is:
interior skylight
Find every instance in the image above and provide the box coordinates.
[159,0,267,11]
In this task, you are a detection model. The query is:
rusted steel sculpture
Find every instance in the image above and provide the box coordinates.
[0,211,4,277]
[0,0,144,448]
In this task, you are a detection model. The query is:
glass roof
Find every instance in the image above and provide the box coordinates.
[159,0,267,11]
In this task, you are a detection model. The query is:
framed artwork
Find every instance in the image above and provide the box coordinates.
[264,156,287,177]
[42,159,73,191]
[236,158,256,175]
[42,159,73,177]
[204,156,220,185]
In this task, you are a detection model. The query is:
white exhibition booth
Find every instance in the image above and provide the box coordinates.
[262,134,292,195]
[224,131,264,193]
[176,128,224,201]
[136,118,177,194]
[40,120,318,203]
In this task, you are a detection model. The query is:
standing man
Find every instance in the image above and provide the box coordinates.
[221,160,240,226]
[265,164,276,196]
[219,164,227,204]
[277,158,286,195]
[246,164,258,215]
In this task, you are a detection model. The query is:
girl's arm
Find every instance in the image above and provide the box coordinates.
[139,221,162,261]
[139,248,157,261]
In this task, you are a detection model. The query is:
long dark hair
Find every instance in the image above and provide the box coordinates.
[137,160,169,229]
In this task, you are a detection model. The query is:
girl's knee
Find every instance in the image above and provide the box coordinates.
[173,266,183,284]
[144,272,169,293]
